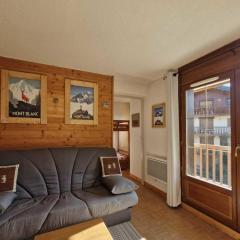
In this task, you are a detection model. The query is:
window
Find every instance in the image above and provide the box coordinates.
[186,79,231,189]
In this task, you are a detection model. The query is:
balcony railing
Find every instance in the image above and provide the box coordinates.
[194,107,214,116]
[194,107,230,117]
[188,144,231,189]
[194,127,231,136]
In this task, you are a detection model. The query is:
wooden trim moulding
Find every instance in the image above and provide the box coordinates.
[144,181,167,200]
[110,76,114,148]
[179,38,240,74]
[128,173,142,184]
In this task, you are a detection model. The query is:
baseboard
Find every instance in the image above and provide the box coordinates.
[182,203,240,240]
[127,173,167,199]
[128,173,142,184]
[143,181,167,199]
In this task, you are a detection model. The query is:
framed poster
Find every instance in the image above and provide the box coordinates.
[152,103,166,128]
[0,70,47,124]
[65,79,98,125]
[132,113,140,127]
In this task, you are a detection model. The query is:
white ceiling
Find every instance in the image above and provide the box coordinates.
[1,0,240,83]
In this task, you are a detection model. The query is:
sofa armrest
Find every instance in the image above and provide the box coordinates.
[101,176,139,195]
[0,192,17,214]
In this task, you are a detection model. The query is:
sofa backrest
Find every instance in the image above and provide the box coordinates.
[0,147,116,198]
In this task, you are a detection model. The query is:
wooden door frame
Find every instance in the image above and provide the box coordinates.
[179,70,237,229]
[113,95,145,184]
[178,38,240,230]
[235,69,240,232]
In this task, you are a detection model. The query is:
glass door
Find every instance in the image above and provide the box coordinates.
[181,72,237,229]
[186,78,231,189]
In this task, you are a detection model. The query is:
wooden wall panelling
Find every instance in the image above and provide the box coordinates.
[0,56,114,150]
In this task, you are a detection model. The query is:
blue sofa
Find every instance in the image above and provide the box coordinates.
[0,148,138,240]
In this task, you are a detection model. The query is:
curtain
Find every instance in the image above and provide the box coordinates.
[166,71,181,207]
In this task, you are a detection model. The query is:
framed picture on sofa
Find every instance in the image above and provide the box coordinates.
[65,79,98,125]
[152,102,166,128]
[0,70,47,124]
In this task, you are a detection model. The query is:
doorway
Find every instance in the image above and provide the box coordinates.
[113,120,130,171]
[113,101,130,172]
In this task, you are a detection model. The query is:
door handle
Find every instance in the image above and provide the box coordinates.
[235,144,240,158]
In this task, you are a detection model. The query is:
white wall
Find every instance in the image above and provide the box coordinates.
[114,76,175,193]
[214,117,228,127]
[114,77,170,184]
[144,79,168,157]
[118,131,129,151]
[129,98,143,179]
[144,79,168,192]
[114,75,148,97]
[113,132,119,151]
[194,118,200,127]
[113,73,146,180]
[113,102,130,120]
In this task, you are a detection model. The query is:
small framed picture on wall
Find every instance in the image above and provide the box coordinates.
[0,70,47,124]
[152,103,166,128]
[65,79,98,125]
[132,113,140,127]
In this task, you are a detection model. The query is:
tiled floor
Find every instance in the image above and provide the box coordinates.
[131,183,234,240]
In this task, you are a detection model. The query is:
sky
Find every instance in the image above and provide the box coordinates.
[71,85,94,97]
[9,77,40,89]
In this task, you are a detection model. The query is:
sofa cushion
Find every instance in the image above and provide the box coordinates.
[40,192,92,232]
[18,149,60,195]
[100,156,122,177]
[0,164,19,192]
[82,148,117,189]
[0,195,58,240]
[74,186,138,218]
[101,176,139,194]
[0,192,17,214]
[0,150,58,197]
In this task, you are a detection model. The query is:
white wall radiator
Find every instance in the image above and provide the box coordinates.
[146,153,167,184]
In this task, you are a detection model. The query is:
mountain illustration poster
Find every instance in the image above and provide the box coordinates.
[70,85,94,120]
[9,78,41,118]
[152,103,166,128]
[0,70,47,124]
[65,79,98,125]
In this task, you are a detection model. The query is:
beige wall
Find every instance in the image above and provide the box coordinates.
[144,79,168,192]
[129,98,143,179]
[114,78,169,185]
[144,79,168,157]
[113,102,130,120]
[114,76,148,98]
